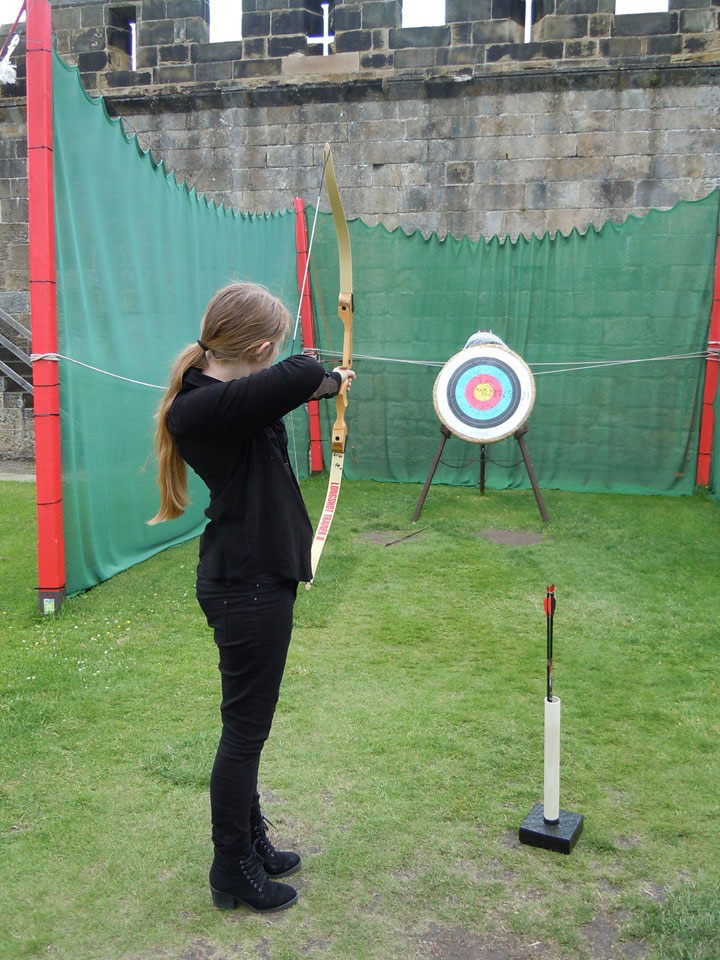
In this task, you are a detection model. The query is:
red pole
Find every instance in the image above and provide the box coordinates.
[27,0,65,614]
[294,197,324,474]
[696,225,720,487]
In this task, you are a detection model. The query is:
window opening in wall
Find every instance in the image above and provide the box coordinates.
[0,2,26,29]
[615,0,668,13]
[523,0,532,43]
[402,0,446,28]
[108,6,137,72]
[307,3,334,55]
[210,0,243,42]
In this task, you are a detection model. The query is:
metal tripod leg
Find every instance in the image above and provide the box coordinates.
[412,425,451,523]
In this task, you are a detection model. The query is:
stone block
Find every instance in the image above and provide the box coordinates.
[589,14,612,37]
[393,47,435,68]
[680,9,716,31]
[526,179,580,208]
[447,0,492,18]
[81,5,105,28]
[612,12,678,36]
[242,37,266,57]
[362,1,399,28]
[234,58,282,78]
[192,40,244,62]
[371,29,389,50]
[282,49,361,74]
[0,159,25,180]
[564,39,599,57]
[330,7,358,33]
[446,161,475,184]
[105,70,153,87]
[645,34,683,54]
[51,7,82,31]
[486,40,564,61]
[435,45,485,66]
[183,18,210,43]
[540,15,589,40]
[138,19,176,45]
[556,0,598,12]
[473,19,521,42]
[636,178,684,207]
[171,0,210,18]
[142,1,169,21]
[599,36,643,56]
[78,51,109,73]
[73,27,106,53]
[242,12,271,37]
[334,29,373,52]
[160,43,191,62]
[136,46,159,68]
[272,9,321,34]
[155,64,196,83]
[452,22,473,44]
[388,26,452,48]
[579,178,637,207]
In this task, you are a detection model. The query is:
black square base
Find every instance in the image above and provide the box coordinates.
[519,803,584,854]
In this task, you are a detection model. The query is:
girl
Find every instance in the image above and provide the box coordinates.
[150,282,355,913]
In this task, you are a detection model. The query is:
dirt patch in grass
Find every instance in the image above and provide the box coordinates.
[581,912,648,959]
[476,529,545,546]
[413,914,649,960]
[412,922,563,960]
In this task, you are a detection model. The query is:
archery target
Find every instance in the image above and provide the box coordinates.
[433,344,535,443]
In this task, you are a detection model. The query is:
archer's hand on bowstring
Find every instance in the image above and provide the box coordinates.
[333,367,356,391]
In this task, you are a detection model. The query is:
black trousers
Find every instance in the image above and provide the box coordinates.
[196,574,298,858]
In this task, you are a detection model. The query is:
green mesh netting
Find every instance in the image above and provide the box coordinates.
[53,52,302,597]
[307,191,719,498]
[52,47,719,598]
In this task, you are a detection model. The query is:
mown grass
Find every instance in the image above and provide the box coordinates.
[1,478,718,960]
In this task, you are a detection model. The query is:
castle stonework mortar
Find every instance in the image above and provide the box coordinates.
[0,0,718,456]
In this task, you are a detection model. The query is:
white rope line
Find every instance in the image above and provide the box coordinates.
[31,353,164,390]
[316,348,710,374]
[29,347,715,394]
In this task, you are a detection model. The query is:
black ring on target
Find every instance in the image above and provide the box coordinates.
[446,356,522,430]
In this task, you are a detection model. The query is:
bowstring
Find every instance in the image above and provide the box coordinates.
[288,149,330,477]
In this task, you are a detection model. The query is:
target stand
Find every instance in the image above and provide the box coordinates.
[413,344,549,524]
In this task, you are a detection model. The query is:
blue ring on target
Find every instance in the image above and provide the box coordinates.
[447,357,521,430]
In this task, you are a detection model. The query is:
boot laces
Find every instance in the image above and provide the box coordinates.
[254,815,279,859]
[239,849,266,892]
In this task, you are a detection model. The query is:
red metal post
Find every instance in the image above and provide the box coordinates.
[696,225,720,487]
[27,0,65,614]
[294,197,324,474]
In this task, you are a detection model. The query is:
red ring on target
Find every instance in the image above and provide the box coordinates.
[465,374,502,411]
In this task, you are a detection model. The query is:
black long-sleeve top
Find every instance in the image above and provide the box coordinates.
[167,355,340,583]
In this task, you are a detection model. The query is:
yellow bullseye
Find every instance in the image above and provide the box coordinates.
[474,382,494,403]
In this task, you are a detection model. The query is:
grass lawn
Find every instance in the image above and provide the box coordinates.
[1,477,718,960]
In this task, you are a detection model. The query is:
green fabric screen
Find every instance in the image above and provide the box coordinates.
[307,191,719,498]
[52,53,302,597]
[52,48,719,598]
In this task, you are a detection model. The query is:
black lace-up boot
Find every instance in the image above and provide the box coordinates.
[251,814,302,879]
[209,847,298,912]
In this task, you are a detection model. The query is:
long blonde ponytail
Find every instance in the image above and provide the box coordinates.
[148,342,206,524]
[149,282,291,525]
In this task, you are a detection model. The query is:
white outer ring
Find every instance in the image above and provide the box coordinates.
[433,344,536,444]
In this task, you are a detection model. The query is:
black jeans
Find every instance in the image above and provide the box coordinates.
[196,574,298,859]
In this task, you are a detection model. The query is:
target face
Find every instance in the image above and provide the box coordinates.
[433,344,535,443]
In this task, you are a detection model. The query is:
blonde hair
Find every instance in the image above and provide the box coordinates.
[149,282,291,524]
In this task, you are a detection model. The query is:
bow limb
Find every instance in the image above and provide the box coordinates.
[307,144,354,588]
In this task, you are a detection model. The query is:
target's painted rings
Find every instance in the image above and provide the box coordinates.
[433,344,535,443]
